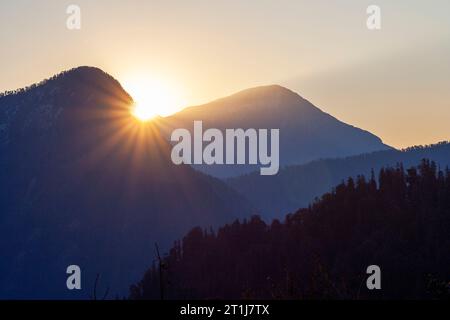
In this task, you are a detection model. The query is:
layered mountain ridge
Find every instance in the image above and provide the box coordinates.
[228,141,450,219]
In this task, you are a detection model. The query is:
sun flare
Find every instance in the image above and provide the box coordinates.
[123,76,184,121]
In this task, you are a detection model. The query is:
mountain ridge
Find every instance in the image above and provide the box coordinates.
[159,84,391,177]
[0,67,253,299]
[227,141,450,219]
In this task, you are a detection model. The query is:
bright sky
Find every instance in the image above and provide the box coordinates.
[1,0,449,147]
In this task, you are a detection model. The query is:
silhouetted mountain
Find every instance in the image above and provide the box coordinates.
[0,67,252,299]
[228,142,450,219]
[158,85,391,178]
[131,160,450,299]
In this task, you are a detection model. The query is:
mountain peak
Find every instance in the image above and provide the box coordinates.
[174,84,308,118]
[64,65,106,76]
[49,66,132,101]
[1,66,132,103]
[57,66,118,84]
[224,84,305,103]
[0,67,134,148]
[162,84,391,178]
[238,84,296,94]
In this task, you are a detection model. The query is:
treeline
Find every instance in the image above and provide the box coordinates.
[130,160,450,299]
[0,66,117,98]
[401,141,450,152]
[0,70,71,98]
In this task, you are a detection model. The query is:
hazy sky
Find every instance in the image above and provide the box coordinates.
[1,0,449,148]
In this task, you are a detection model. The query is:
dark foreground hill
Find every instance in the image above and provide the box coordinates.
[131,160,450,299]
[159,85,391,178]
[228,142,450,219]
[0,67,252,299]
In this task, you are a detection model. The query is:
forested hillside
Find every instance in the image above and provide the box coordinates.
[228,142,450,219]
[131,160,450,300]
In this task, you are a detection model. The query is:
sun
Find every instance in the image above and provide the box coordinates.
[123,76,183,121]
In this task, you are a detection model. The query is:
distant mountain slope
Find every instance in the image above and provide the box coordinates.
[227,142,450,219]
[0,67,252,299]
[158,85,391,178]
